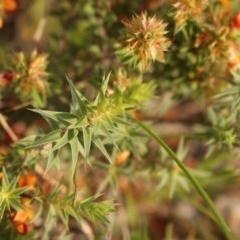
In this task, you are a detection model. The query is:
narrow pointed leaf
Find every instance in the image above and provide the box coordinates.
[29,109,59,129]
[177,175,190,192]
[68,117,89,129]
[30,109,61,120]
[2,168,10,187]
[101,73,111,95]
[169,175,177,198]
[67,78,88,116]
[157,170,168,191]
[94,73,110,105]
[27,129,62,148]
[100,120,119,150]
[93,137,112,163]
[14,135,38,146]
[44,117,59,129]
[65,205,81,224]
[82,127,92,161]
[53,112,78,123]
[77,141,85,159]
[45,149,59,173]
[55,205,69,228]
[52,129,78,152]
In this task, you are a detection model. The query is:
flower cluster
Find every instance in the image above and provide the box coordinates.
[194,12,240,73]
[1,50,50,107]
[13,50,49,96]
[121,12,170,68]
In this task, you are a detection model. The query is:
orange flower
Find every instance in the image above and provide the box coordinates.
[132,109,143,121]
[219,0,231,14]
[18,172,37,191]
[115,151,130,165]
[11,198,34,235]
[13,198,34,223]
[12,221,28,235]
[0,0,19,30]
[3,0,19,14]
[227,49,240,71]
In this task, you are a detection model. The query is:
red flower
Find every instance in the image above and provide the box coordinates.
[0,71,14,87]
[231,13,240,29]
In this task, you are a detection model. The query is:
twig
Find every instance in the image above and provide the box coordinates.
[33,17,47,43]
[2,101,32,113]
[137,120,233,240]
[0,113,18,142]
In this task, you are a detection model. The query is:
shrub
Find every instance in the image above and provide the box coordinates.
[1,0,240,239]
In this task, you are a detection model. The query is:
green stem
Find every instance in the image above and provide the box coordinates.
[137,121,233,240]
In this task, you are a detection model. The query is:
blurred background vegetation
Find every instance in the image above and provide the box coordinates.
[1,0,240,239]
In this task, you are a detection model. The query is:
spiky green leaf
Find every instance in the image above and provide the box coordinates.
[52,129,78,152]
[67,78,89,116]
[93,137,112,163]
[27,129,62,148]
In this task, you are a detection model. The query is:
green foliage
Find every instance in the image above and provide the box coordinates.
[1,0,240,239]
[43,187,114,229]
[78,197,114,224]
